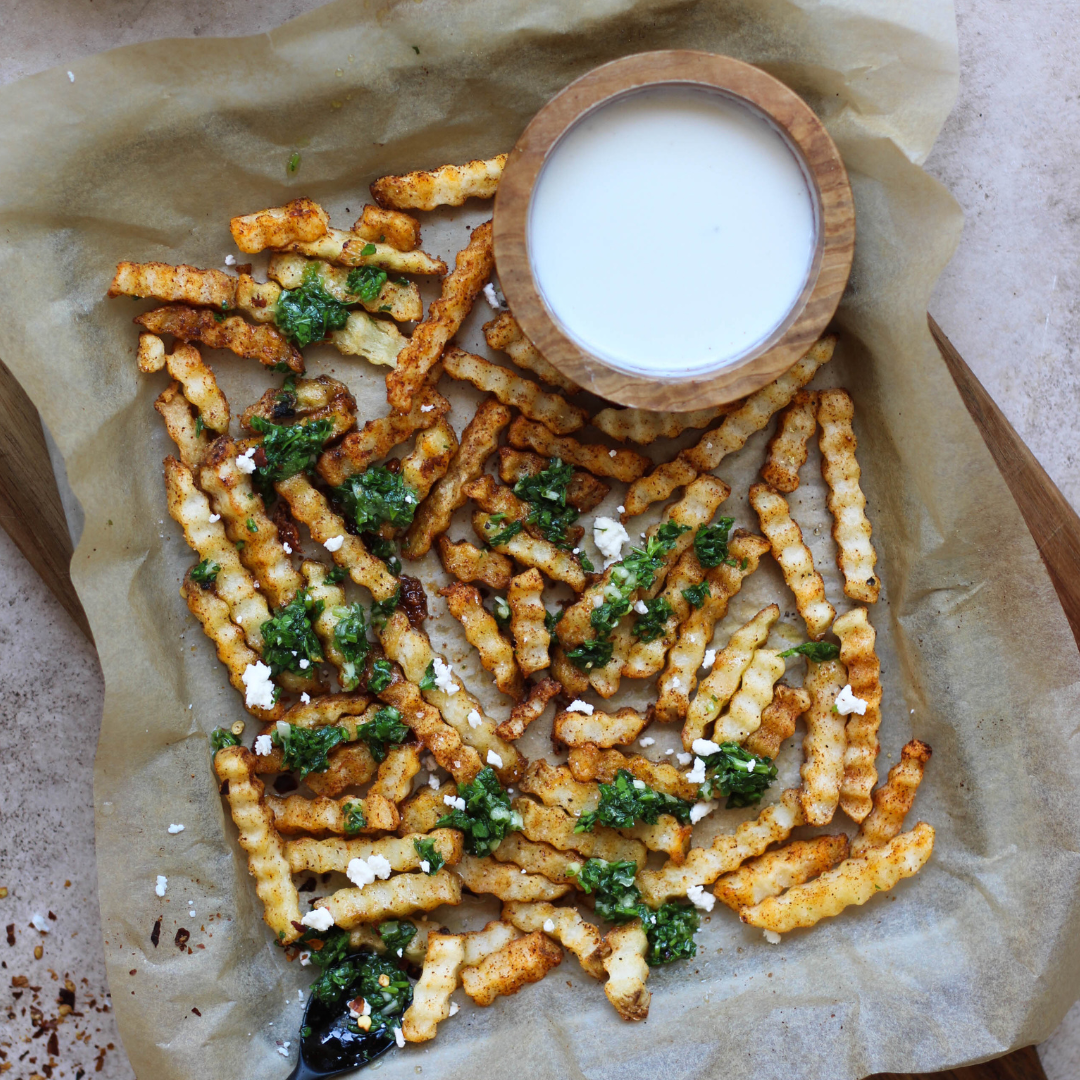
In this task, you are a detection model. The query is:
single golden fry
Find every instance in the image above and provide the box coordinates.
[501,901,608,979]
[111,261,237,308]
[135,305,303,372]
[491,832,582,885]
[155,382,211,468]
[241,374,355,441]
[495,677,561,741]
[371,744,424,804]
[461,929,562,1007]
[591,404,727,445]
[497,448,611,512]
[508,569,550,676]
[483,312,580,394]
[602,922,650,1021]
[354,204,422,250]
[280,690,373,730]
[712,648,786,744]
[402,931,466,1042]
[553,706,647,748]
[441,581,524,700]
[372,154,507,210]
[833,605,884,821]
[740,823,935,933]
[799,658,849,826]
[267,791,400,835]
[683,604,779,748]
[515,799,646,866]
[399,781,458,836]
[284,226,446,275]
[851,740,932,857]
[213,747,301,943]
[230,197,330,253]
[471,512,588,593]
[403,397,511,558]
[443,345,587,434]
[761,389,817,492]
[386,221,493,412]
[551,644,590,697]
[818,388,880,603]
[284,829,462,875]
[401,419,458,504]
[744,683,811,759]
[329,309,410,368]
[750,483,835,640]
[508,416,650,482]
[454,854,572,903]
[301,561,357,689]
[587,617,633,700]
[566,745,701,802]
[320,869,462,929]
[304,745,380,798]
[437,536,514,590]
[713,834,850,910]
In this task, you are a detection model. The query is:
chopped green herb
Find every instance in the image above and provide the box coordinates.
[325,565,348,585]
[544,608,564,634]
[378,304,392,312]
[696,742,778,808]
[272,723,346,778]
[343,800,367,835]
[565,638,613,671]
[378,919,417,958]
[210,727,240,751]
[779,641,840,661]
[246,517,258,533]
[287,151,301,174]
[681,581,711,609]
[260,589,323,676]
[310,951,412,1036]
[212,310,226,323]
[644,902,700,965]
[367,656,394,693]
[273,262,350,347]
[513,458,580,549]
[411,44,420,54]
[487,519,524,548]
[190,559,221,586]
[418,660,436,692]
[300,925,351,971]
[492,595,512,628]
[235,540,245,550]
[333,465,419,533]
[194,414,205,437]
[436,767,522,857]
[249,415,333,486]
[570,859,641,922]
[355,706,410,763]
[578,550,595,572]
[332,603,370,691]
[413,838,445,875]
[488,513,507,525]
[346,265,389,303]
[365,533,402,576]
[631,597,674,642]
[370,588,401,630]
[693,518,737,568]
[575,769,693,832]
[360,242,378,257]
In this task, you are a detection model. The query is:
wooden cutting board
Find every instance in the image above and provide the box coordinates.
[0,319,1068,1080]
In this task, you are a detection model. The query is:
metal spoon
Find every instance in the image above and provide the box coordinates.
[284,990,398,1080]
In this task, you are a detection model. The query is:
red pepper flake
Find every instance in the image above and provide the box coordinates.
[150,919,162,948]
[129,969,137,976]
[5,924,14,947]
[191,1007,202,1017]
[175,928,190,949]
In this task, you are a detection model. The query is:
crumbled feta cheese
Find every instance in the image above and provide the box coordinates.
[444,794,466,811]
[368,854,392,879]
[633,599,649,615]
[565,699,594,715]
[225,254,236,266]
[235,447,257,474]
[428,774,441,790]
[168,824,185,834]
[702,648,716,670]
[347,858,376,887]
[420,403,434,412]
[632,778,646,790]
[638,737,655,747]
[487,749,504,768]
[67,71,75,82]
[448,1001,460,1016]
[676,752,693,766]
[542,918,556,933]
[242,661,276,711]
[665,748,674,756]
[282,542,292,554]
[592,593,605,608]
[299,951,311,966]
[689,801,716,825]
[394,1027,405,1048]
[593,516,629,567]
[300,692,311,704]
[432,657,458,694]
[419,860,430,874]
[467,709,482,729]
[31,913,50,933]
[299,658,310,670]
[276,1046,289,1058]
[482,282,506,310]
[685,757,707,784]
[609,449,617,458]
[671,677,682,691]
[763,929,782,944]
[323,535,344,553]
[692,738,722,757]
[616,505,625,513]
[254,734,273,756]
[686,884,716,912]
[301,907,335,931]
[834,684,867,716]
[208,513,220,523]
[155,876,168,897]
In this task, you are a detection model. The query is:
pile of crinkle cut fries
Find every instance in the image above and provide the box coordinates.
[109,153,933,1047]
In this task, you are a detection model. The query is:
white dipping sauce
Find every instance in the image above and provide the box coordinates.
[528,87,817,376]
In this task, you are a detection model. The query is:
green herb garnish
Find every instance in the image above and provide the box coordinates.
[274,262,350,347]
[486,519,524,548]
[287,151,301,174]
[190,559,221,586]
[693,518,737,568]
[779,641,840,661]
[355,706,410,763]
[544,608,564,634]
[513,457,580,549]
[310,951,412,1037]
[272,723,346,778]
[332,603,370,691]
[570,859,642,922]
[413,838,445,875]
[367,656,394,693]
[260,589,323,676]
[631,597,674,642]
[681,582,711,610]
[378,919,417,959]
[436,767,522,857]
[246,517,258,533]
[564,638,613,671]
[346,265,389,303]
[343,800,367,835]
[492,595,512,628]
[365,533,402,576]
[194,414,205,437]
[696,742,777,808]
[334,465,419,533]
[210,727,240,751]
[249,415,333,486]
[360,242,378,257]
[325,566,348,585]
[418,660,436,692]
[370,588,400,631]
[575,770,693,832]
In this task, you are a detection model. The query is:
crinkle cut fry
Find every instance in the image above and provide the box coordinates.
[181,567,282,720]
[833,605,885,822]
[682,604,779,749]
[851,739,932,857]
[491,832,582,885]
[711,648,786,745]
[284,829,462,875]
[301,561,354,687]
[230,196,330,253]
[622,335,835,518]
[266,790,400,835]
[567,744,701,802]
[461,929,563,1006]
[135,305,304,372]
[508,416,651,482]
[740,823,935,933]
[472,508,588,593]
[319,869,462,929]
[761,389,817,492]
[495,677,561,741]
[438,536,513,590]
[603,921,650,1021]
[139,338,230,432]
[713,834,850,910]
[799,658,848,826]
[508,568,551,676]
[403,396,511,559]
[111,262,237,309]
[400,419,457,504]
[329,308,410,368]
[402,931,466,1042]
[818,387,880,603]
[354,204,422,251]
[371,744,424,803]
[241,374,355,440]
[155,382,212,468]
[497,447,611,512]
[501,901,609,978]
[744,682,811,760]
[399,780,457,836]
[454,854,571,903]
[635,790,804,908]
[749,482,835,640]
[303,744,380,799]
[441,581,524,700]
[483,311,580,395]
[283,226,447,275]
[553,706,647,748]
[213,746,301,942]
[591,403,728,445]
[274,473,399,601]
[515,798,647,866]
[386,220,493,412]
[372,154,507,210]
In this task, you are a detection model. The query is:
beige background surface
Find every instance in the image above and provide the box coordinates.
[0,2,1076,1078]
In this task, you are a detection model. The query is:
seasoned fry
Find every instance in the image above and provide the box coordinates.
[713,835,850,910]
[833,606,884,822]
[851,740,932,857]
[516,799,646,866]
[274,473,398,601]
[501,901,608,979]
[330,309,410,368]
[741,823,935,933]
[498,448,611,512]
[750,483,835,640]
[213,747,301,943]
[399,781,458,836]
[401,419,457,503]
[623,336,835,518]
[372,154,507,210]
[284,829,462,875]
[403,397,511,558]
[300,561,355,688]
[241,374,355,441]
[495,677,561,741]
[232,274,279,324]
[492,832,582,885]
[230,197,330,253]
[508,569,550,676]
[636,790,804,907]
[799,659,849,826]
[379,612,522,781]
[320,869,462,929]
[591,404,727,445]
[587,617,633,700]
[454,855,571,903]
[566,745,700,803]
[354,204,422,250]
[656,532,770,724]
[761,389,817,492]
[461,930,562,1006]
[135,305,304,372]
[267,791,400,835]
[441,582,524,699]
[386,221,493,412]
[508,417,650,482]
[280,690,373,730]
[437,536,512,590]
[603,922,650,1021]
[146,340,229,434]
[744,683,811,759]
[483,312,580,394]
[443,345,587,434]
[181,568,281,720]
[155,382,211,467]
[402,931,466,1042]
[683,604,779,748]
[551,644,590,697]
[304,745,380,798]
[471,513,588,594]
[371,744,424,803]
[711,648,786,744]
[111,261,237,308]
[553,706,647,748]
[818,388,879,603]
[283,226,447,275]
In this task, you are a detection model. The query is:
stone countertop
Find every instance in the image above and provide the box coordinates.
[1,3,1077,1078]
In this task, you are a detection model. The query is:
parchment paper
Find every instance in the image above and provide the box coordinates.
[1,1,1079,1078]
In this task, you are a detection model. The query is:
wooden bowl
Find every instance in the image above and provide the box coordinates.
[493,50,855,410]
